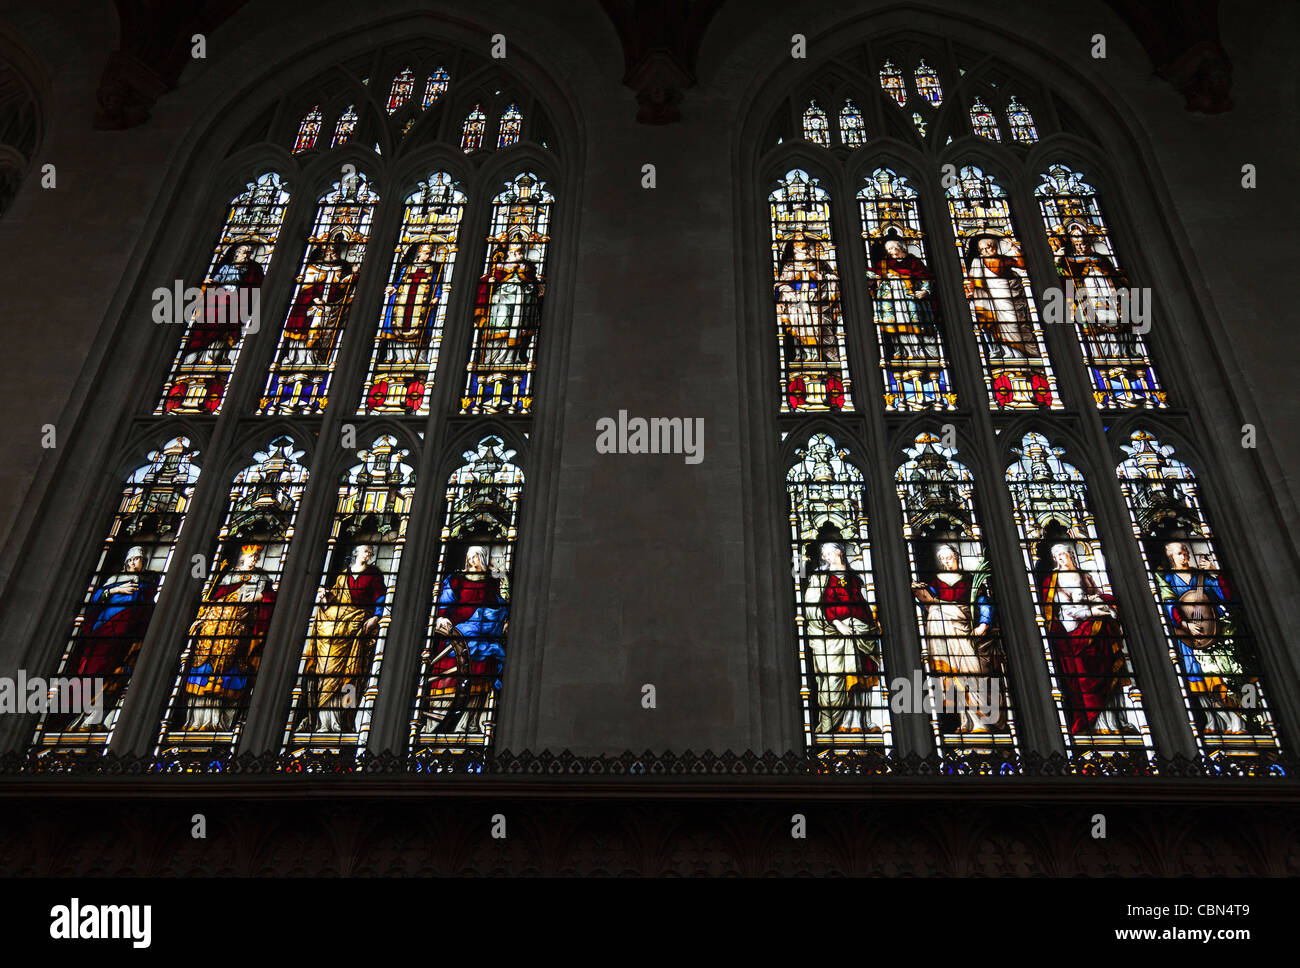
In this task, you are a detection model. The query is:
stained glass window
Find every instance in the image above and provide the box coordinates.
[331,105,358,147]
[896,433,1016,757]
[838,99,865,147]
[769,169,854,413]
[258,172,379,415]
[411,436,522,754]
[497,103,523,148]
[158,436,309,756]
[911,112,928,138]
[947,165,1059,409]
[461,172,552,415]
[386,68,414,114]
[293,106,322,153]
[914,61,943,106]
[1006,432,1151,759]
[1007,96,1038,143]
[460,105,485,152]
[423,67,450,108]
[879,60,906,107]
[1036,164,1166,408]
[285,436,415,755]
[858,168,955,410]
[358,173,467,415]
[801,100,830,146]
[969,97,1000,140]
[156,172,290,415]
[789,433,889,752]
[1116,431,1281,760]
[32,437,201,751]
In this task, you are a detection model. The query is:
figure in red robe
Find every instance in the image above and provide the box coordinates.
[182,242,264,364]
[422,546,508,735]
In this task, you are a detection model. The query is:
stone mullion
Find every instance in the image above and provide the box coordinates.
[834,162,930,759]
[1013,178,1198,761]
[919,161,1066,760]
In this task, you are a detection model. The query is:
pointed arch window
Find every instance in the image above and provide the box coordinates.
[158,436,309,756]
[32,437,201,751]
[770,169,854,412]
[258,173,379,416]
[156,172,290,415]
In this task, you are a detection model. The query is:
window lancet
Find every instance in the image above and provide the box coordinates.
[1006,96,1038,143]
[1005,432,1151,760]
[286,435,416,755]
[293,106,322,153]
[879,60,906,107]
[358,173,468,416]
[1115,431,1282,761]
[914,61,943,106]
[896,433,1017,758]
[789,432,889,752]
[496,103,523,148]
[801,100,830,146]
[1036,164,1166,409]
[156,172,290,415]
[770,169,855,413]
[838,99,866,147]
[969,97,1000,140]
[461,172,553,415]
[411,435,523,753]
[858,168,955,410]
[386,68,415,114]
[158,436,310,757]
[946,165,1060,409]
[331,105,359,147]
[423,67,450,108]
[460,105,486,152]
[258,173,379,416]
[33,437,201,751]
